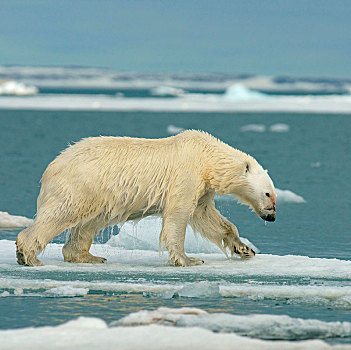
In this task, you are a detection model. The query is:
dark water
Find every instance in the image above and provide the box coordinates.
[0,110,351,343]
[1,110,350,258]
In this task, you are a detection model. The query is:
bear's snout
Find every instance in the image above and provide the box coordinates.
[261,213,276,222]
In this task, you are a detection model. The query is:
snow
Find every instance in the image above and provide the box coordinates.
[1,93,351,113]
[150,86,185,96]
[117,307,351,341]
[0,80,38,95]
[0,211,33,229]
[223,84,268,100]
[44,286,89,297]
[0,314,345,350]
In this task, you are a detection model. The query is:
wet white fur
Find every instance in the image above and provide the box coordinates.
[16,130,276,266]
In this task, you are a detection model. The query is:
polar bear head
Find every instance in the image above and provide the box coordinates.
[234,160,276,222]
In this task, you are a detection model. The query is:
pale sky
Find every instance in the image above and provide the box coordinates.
[1,0,350,78]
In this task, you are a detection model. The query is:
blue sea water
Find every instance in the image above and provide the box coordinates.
[0,72,351,346]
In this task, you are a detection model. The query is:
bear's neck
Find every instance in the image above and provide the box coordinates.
[203,147,247,196]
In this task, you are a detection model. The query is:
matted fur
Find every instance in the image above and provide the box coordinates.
[16,130,276,267]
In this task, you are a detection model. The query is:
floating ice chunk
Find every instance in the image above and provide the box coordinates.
[269,123,290,132]
[114,307,207,326]
[14,288,23,296]
[150,86,185,96]
[44,286,89,297]
[58,316,107,329]
[276,188,306,203]
[0,80,38,95]
[178,282,220,298]
[240,124,266,132]
[0,211,33,229]
[3,315,335,350]
[116,306,351,341]
[224,84,267,101]
[167,124,185,135]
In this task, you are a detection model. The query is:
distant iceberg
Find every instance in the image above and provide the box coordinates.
[223,84,268,101]
[0,80,38,95]
[276,189,306,204]
[0,211,33,229]
[167,124,185,135]
[150,86,185,97]
[269,123,290,132]
[240,124,266,132]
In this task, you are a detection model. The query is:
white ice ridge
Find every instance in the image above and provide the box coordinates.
[0,80,38,95]
[1,93,351,113]
[108,216,258,254]
[116,307,351,341]
[1,316,344,350]
[215,187,305,204]
[150,86,185,96]
[2,239,351,280]
[0,211,33,229]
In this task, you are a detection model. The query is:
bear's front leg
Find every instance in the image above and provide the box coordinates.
[160,211,204,267]
[191,197,255,259]
[223,229,255,259]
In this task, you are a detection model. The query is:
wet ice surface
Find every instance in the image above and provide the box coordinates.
[3,313,348,350]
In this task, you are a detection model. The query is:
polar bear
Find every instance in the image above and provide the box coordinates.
[16,130,276,267]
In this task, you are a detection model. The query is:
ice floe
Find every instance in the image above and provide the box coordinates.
[269,123,290,132]
[116,306,351,341]
[240,124,266,132]
[1,315,343,350]
[1,93,351,113]
[150,86,185,96]
[223,84,268,101]
[166,124,185,134]
[0,211,33,229]
[0,80,38,95]
[44,286,89,297]
[275,188,306,203]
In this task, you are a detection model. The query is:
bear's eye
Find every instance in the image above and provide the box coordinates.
[265,193,270,197]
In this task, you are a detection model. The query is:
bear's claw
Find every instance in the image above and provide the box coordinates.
[233,244,255,259]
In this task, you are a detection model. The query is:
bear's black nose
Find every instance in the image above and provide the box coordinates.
[261,213,276,222]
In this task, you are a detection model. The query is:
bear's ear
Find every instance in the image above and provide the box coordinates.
[245,163,250,174]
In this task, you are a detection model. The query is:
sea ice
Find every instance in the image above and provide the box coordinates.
[240,124,266,132]
[269,123,290,132]
[178,281,220,298]
[223,84,267,101]
[275,188,306,203]
[44,286,89,297]
[0,314,342,350]
[0,80,38,95]
[166,124,185,134]
[117,306,351,341]
[0,211,33,229]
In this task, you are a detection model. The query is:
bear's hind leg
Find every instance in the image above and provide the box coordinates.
[62,220,107,264]
[16,220,68,266]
